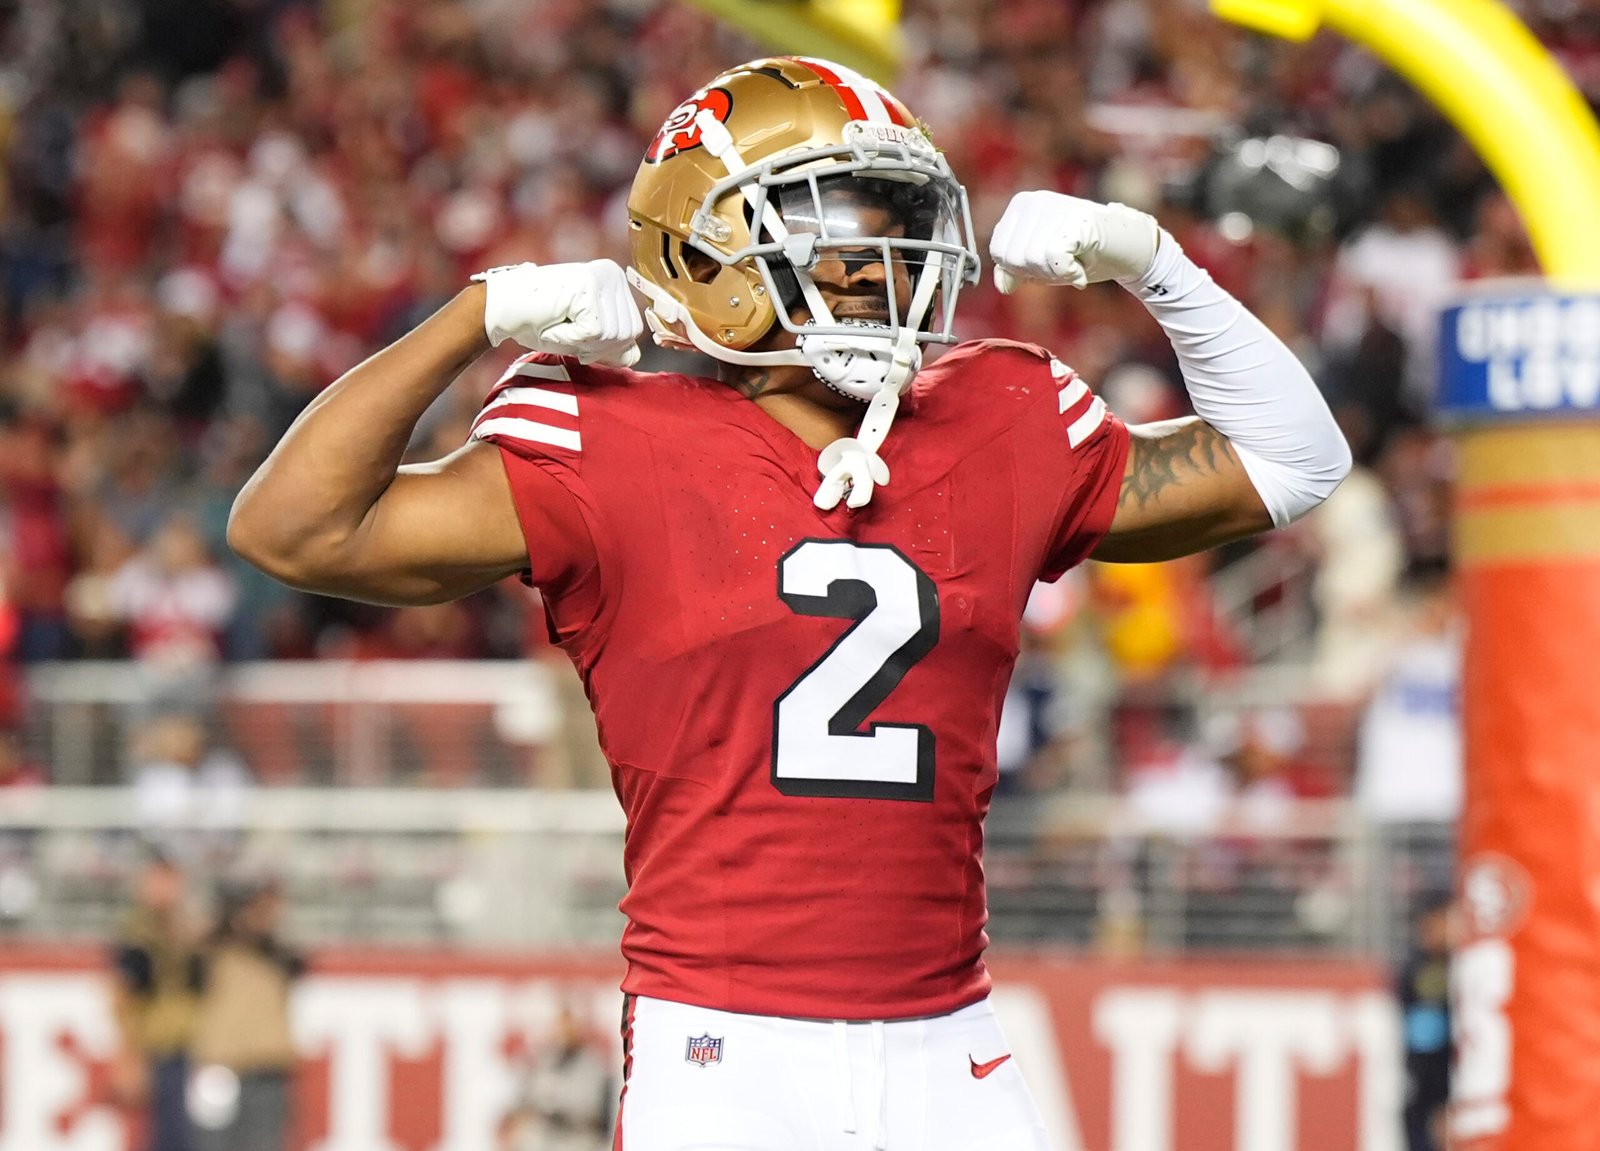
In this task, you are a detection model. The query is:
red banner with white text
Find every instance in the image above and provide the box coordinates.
[0,947,1399,1151]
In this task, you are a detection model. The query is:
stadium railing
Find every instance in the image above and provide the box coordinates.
[0,784,1453,964]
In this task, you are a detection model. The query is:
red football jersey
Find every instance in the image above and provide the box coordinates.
[472,340,1129,1020]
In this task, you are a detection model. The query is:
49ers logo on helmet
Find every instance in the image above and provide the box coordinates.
[646,88,732,163]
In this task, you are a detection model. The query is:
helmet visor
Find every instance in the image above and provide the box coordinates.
[776,175,962,249]
[770,173,969,333]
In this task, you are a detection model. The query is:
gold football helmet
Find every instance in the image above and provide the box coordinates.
[626,56,980,403]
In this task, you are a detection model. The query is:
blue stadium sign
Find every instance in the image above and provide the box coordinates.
[1438,287,1600,421]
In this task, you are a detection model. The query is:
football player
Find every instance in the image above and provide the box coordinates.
[230,57,1350,1151]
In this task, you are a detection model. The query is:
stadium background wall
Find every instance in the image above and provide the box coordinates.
[0,947,1398,1151]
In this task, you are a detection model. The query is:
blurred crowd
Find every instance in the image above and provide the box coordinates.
[3,0,1583,801]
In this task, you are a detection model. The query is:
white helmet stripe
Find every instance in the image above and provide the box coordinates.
[795,57,898,125]
[834,66,893,124]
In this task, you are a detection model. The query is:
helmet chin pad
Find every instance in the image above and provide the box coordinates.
[796,320,922,401]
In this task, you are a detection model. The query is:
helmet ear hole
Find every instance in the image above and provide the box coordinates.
[657,232,680,279]
[679,244,721,285]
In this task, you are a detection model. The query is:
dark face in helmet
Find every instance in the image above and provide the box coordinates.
[767,175,959,328]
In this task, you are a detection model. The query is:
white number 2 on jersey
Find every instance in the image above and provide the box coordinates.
[772,540,939,801]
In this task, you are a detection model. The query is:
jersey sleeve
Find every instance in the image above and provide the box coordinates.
[1036,357,1130,581]
[470,353,605,642]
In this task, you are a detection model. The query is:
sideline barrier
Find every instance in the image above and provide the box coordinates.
[0,947,1396,1151]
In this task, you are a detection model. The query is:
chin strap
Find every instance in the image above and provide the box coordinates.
[813,387,898,510]
[812,253,942,511]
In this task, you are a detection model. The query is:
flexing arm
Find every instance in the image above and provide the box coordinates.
[227,285,528,604]
[991,193,1350,564]
[228,261,642,605]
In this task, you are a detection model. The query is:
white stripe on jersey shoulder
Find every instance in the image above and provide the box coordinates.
[1050,356,1106,446]
[1066,397,1107,449]
[507,357,571,383]
[483,384,579,417]
[1057,376,1089,414]
[473,416,581,453]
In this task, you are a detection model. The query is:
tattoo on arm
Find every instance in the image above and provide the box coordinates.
[1117,418,1242,516]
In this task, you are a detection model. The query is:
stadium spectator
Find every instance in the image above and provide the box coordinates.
[63,516,140,658]
[109,852,205,1151]
[1396,896,1454,1151]
[188,877,304,1151]
[1353,570,1463,825]
[108,514,239,670]
[1377,428,1455,575]
[0,728,45,791]
[75,73,173,275]
[1121,722,1235,838]
[0,402,75,663]
[0,573,18,729]
[995,578,1089,797]
[1321,186,1462,403]
[1307,462,1408,695]
[129,714,253,861]
[498,1002,613,1151]
[1460,191,1540,281]
[1113,702,1320,836]
[1224,708,1322,828]
[1090,561,1191,684]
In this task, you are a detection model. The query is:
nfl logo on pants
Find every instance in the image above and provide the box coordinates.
[685,1034,723,1067]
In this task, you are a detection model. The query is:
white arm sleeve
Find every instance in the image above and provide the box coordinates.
[1128,232,1352,527]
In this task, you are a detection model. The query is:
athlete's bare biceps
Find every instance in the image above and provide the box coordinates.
[1091,417,1274,563]
[246,440,528,606]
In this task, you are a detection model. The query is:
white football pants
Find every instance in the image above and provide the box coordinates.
[612,994,1054,1151]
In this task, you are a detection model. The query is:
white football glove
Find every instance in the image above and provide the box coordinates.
[989,191,1160,293]
[473,260,643,367]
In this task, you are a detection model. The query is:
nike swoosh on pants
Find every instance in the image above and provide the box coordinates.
[969,1053,1012,1079]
